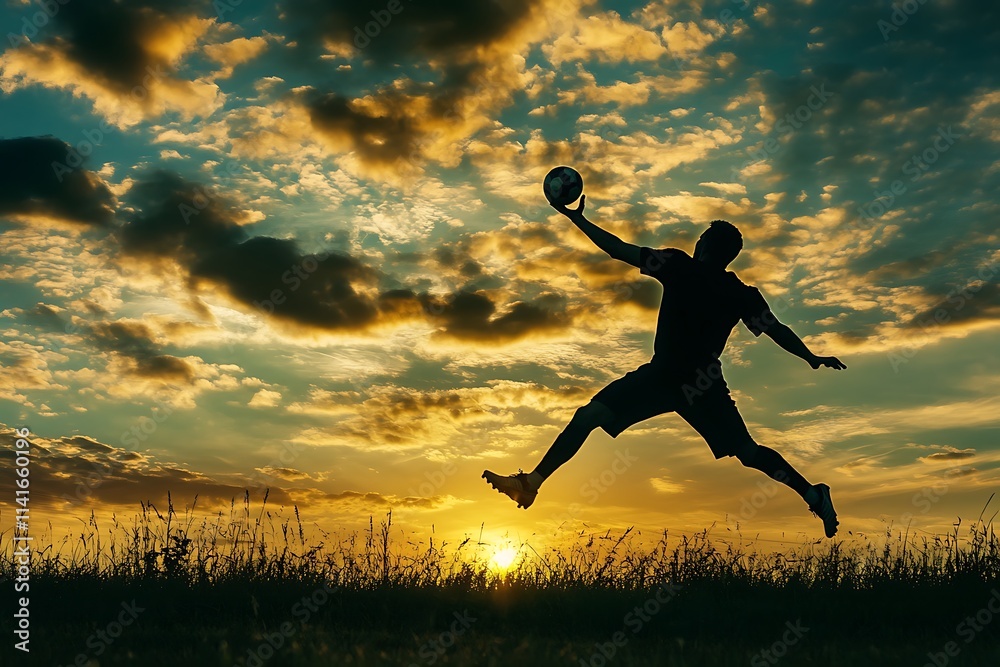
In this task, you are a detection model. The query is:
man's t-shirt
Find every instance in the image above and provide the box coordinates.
[638,246,778,374]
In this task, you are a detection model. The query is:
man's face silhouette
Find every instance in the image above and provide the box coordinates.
[694,230,714,263]
[694,226,740,267]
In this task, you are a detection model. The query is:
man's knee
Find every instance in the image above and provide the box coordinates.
[733,439,760,466]
[574,401,613,431]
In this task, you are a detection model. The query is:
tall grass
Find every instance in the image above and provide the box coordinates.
[4,491,998,591]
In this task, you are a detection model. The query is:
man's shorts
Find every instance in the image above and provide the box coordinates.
[590,360,753,459]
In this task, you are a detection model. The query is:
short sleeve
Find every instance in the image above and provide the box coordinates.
[741,286,780,337]
[639,247,683,279]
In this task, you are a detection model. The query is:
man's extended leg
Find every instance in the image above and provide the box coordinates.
[530,400,615,486]
[679,387,839,538]
[482,401,614,509]
[733,441,811,496]
[734,440,838,538]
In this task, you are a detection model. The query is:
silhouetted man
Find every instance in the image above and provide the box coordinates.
[483,194,845,538]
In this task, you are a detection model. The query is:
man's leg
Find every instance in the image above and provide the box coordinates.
[733,440,811,497]
[484,362,660,509]
[528,400,615,488]
[678,385,838,536]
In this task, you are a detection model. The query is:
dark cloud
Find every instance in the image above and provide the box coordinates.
[425,290,570,341]
[283,0,535,64]
[324,490,444,510]
[0,136,115,226]
[21,303,69,331]
[919,447,976,463]
[305,91,423,167]
[283,0,544,171]
[34,0,208,93]
[118,171,570,340]
[192,236,382,329]
[0,426,292,510]
[62,435,115,453]
[119,171,383,330]
[88,319,196,381]
[902,279,1000,331]
[118,171,247,260]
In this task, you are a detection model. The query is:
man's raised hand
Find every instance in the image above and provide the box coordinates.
[809,355,847,370]
[548,193,586,222]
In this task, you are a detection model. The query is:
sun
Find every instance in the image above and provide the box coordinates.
[490,546,518,571]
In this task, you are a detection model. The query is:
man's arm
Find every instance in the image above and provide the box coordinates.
[765,322,847,370]
[549,195,641,267]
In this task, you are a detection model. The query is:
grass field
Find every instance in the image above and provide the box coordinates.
[4,494,999,667]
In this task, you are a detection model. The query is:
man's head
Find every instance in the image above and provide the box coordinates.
[694,220,743,267]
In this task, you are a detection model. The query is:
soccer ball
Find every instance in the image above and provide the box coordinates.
[543,166,583,206]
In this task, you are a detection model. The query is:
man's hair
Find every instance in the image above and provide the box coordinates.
[704,220,743,266]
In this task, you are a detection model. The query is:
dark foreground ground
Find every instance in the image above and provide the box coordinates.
[6,576,1000,667]
[5,501,1000,666]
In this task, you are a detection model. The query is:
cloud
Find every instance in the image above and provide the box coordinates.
[0,0,222,127]
[699,181,747,195]
[0,136,115,227]
[0,424,293,510]
[919,447,976,463]
[115,171,570,342]
[274,0,590,179]
[423,290,571,342]
[288,380,590,452]
[88,319,196,381]
[650,476,684,494]
[543,11,667,66]
[248,389,282,408]
[203,36,269,79]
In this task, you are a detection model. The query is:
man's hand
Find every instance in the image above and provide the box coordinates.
[548,193,586,222]
[808,355,847,370]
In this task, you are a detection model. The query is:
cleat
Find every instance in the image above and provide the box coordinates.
[808,483,839,538]
[482,469,538,509]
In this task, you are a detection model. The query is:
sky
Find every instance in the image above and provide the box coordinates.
[0,0,998,556]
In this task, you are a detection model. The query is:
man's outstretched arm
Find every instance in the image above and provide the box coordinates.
[765,322,847,370]
[548,195,641,267]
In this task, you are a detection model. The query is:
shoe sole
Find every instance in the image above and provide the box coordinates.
[482,470,536,510]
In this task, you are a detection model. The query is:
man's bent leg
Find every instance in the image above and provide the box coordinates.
[733,441,812,498]
[678,388,811,497]
[530,400,614,486]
